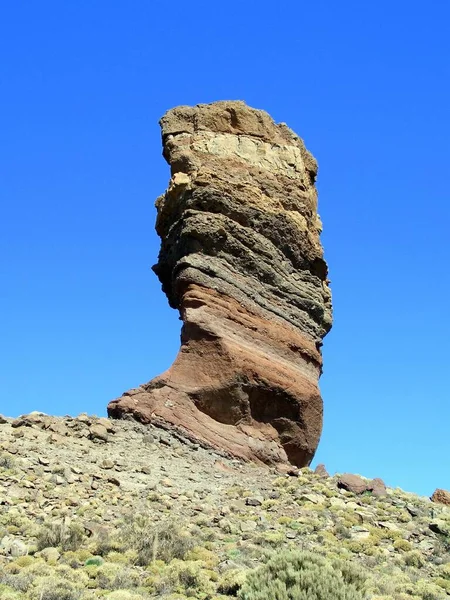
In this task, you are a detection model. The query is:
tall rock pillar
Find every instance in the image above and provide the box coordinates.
[108,101,332,467]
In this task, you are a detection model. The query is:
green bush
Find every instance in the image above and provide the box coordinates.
[0,453,15,469]
[404,550,425,568]
[0,585,23,600]
[0,571,34,592]
[37,520,85,552]
[118,515,195,566]
[29,575,82,600]
[84,556,104,567]
[104,592,147,600]
[238,551,368,600]
[96,563,142,590]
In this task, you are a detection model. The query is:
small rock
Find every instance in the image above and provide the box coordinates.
[77,413,91,424]
[140,465,152,474]
[39,547,60,562]
[350,527,370,540]
[301,493,324,505]
[65,497,79,507]
[240,520,257,532]
[100,459,115,470]
[1,536,28,557]
[286,467,300,477]
[97,417,115,433]
[218,559,240,572]
[89,424,108,442]
[329,497,346,508]
[429,520,450,536]
[378,521,401,532]
[48,422,67,436]
[355,510,375,524]
[314,464,329,478]
[215,460,234,473]
[246,496,263,506]
[0,415,7,425]
[406,504,421,517]
[418,539,435,552]
[53,475,65,485]
[107,477,120,486]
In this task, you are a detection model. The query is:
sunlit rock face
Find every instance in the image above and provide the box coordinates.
[108,101,332,467]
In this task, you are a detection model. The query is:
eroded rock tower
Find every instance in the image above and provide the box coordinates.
[108,101,332,467]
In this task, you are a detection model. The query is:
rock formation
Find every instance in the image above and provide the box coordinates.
[337,474,387,496]
[108,101,332,467]
[431,488,450,506]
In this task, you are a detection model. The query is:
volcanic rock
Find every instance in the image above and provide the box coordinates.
[108,101,332,467]
[370,477,387,497]
[338,474,369,494]
[337,474,387,496]
[431,488,450,506]
[314,463,329,478]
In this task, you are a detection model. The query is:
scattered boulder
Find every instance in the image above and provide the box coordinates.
[240,520,257,533]
[246,496,264,507]
[431,488,450,506]
[406,504,422,518]
[370,477,387,496]
[314,463,329,478]
[337,474,386,495]
[378,521,401,532]
[337,474,368,494]
[89,424,108,442]
[108,101,332,468]
[0,536,28,557]
[38,547,61,563]
[350,527,370,540]
[429,520,450,536]
[301,493,324,505]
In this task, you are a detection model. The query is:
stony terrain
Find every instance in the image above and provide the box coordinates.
[109,101,332,468]
[1,413,450,600]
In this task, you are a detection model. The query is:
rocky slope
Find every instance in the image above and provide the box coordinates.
[1,413,450,600]
[108,101,332,468]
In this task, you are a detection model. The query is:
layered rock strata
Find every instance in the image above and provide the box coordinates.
[108,101,332,467]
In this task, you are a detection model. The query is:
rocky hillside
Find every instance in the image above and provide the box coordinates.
[1,413,450,599]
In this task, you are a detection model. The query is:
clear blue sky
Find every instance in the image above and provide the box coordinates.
[1,1,449,497]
